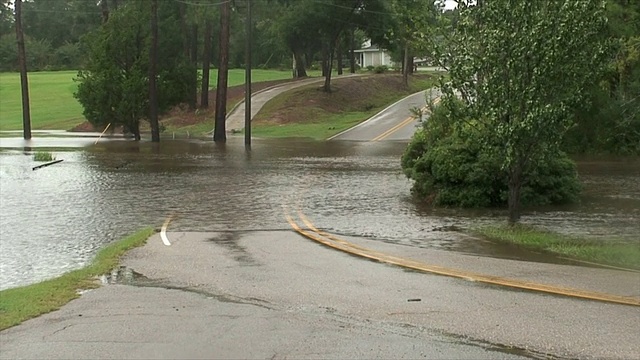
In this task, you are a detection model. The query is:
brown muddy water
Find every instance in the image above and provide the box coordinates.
[0,136,639,290]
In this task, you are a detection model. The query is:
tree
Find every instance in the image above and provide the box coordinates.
[391,0,437,86]
[149,0,159,142]
[75,1,193,141]
[15,0,31,140]
[213,0,230,142]
[432,0,608,224]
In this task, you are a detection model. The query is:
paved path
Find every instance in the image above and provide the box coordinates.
[2,230,638,359]
[225,74,362,132]
[330,88,441,141]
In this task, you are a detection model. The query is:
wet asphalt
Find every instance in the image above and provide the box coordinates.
[1,231,638,359]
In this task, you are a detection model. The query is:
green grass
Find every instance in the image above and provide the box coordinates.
[251,74,442,140]
[476,225,640,270]
[0,227,155,330]
[0,71,85,131]
[0,69,302,131]
[252,112,370,140]
[33,151,55,162]
[204,68,322,86]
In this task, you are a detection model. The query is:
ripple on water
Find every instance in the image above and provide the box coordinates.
[0,140,639,290]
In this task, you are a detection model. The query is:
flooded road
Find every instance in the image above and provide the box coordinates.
[1,137,639,290]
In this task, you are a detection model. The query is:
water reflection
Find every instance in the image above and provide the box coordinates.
[0,137,638,290]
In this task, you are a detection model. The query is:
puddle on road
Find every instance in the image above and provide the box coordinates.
[100,266,158,286]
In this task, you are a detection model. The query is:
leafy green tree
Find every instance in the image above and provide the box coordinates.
[0,0,13,37]
[74,0,193,140]
[430,0,608,224]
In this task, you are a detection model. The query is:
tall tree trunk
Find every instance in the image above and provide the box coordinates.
[132,121,141,141]
[321,49,327,77]
[336,41,343,75]
[402,43,409,87]
[214,0,230,142]
[349,27,356,74]
[178,2,189,58]
[323,43,333,93]
[409,56,415,74]
[15,0,31,140]
[293,51,307,78]
[189,24,198,110]
[149,0,160,142]
[201,20,212,108]
[99,0,109,23]
[507,165,523,225]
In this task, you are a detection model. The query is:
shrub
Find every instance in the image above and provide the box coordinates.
[373,65,388,73]
[402,102,581,207]
[33,151,55,162]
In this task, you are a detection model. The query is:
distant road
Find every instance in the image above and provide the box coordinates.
[329,88,441,142]
[225,74,363,132]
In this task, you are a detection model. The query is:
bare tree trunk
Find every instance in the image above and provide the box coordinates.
[508,165,523,225]
[293,51,307,78]
[349,27,356,74]
[336,41,343,76]
[178,2,189,58]
[213,0,230,142]
[99,0,109,23]
[402,43,409,87]
[15,0,31,140]
[189,24,198,110]
[149,0,160,142]
[201,20,212,108]
[323,43,333,93]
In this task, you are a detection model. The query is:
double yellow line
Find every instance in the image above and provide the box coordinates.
[284,209,640,307]
[371,97,441,141]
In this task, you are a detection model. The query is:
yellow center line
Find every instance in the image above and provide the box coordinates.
[371,97,441,142]
[284,210,640,307]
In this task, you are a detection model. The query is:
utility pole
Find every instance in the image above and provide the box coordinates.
[149,0,160,142]
[15,0,31,140]
[213,0,230,142]
[244,0,252,146]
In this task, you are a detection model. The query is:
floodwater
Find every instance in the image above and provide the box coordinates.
[1,136,639,290]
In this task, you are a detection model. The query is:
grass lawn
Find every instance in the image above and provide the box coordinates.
[251,73,443,140]
[476,225,640,270]
[0,228,154,330]
[0,69,302,131]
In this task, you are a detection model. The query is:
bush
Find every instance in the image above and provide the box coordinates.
[33,151,55,162]
[366,65,375,72]
[373,65,388,73]
[402,102,581,207]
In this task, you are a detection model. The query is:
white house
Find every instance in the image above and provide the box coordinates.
[354,40,396,68]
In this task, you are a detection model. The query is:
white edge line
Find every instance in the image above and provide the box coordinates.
[160,217,172,246]
[328,89,434,140]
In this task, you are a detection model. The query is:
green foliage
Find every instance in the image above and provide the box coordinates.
[373,65,388,74]
[401,102,581,208]
[428,0,607,222]
[74,1,194,139]
[33,151,55,162]
[564,1,640,154]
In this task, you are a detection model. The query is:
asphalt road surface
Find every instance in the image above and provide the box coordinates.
[330,88,441,142]
[1,231,638,359]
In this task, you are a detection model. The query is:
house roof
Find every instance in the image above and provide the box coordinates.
[354,46,386,53]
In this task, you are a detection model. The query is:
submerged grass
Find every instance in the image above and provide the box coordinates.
[476,225,640,270]
[33,151,55,162]
[0,227,154,330]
